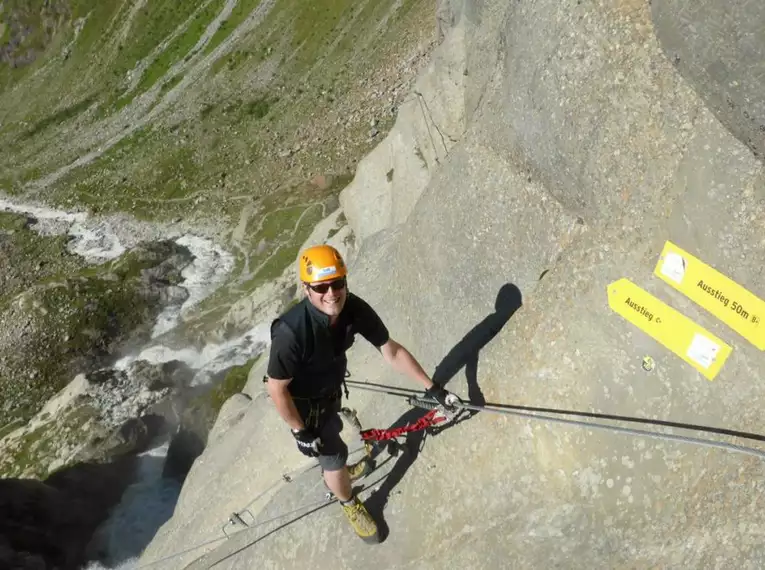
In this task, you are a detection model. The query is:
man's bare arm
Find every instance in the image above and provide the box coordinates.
[266,377,305,431]
[378,338,434,390]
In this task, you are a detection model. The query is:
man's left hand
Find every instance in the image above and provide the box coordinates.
[425,384,462,409]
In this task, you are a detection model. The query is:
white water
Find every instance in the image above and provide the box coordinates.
[150,234,235,338]
[0,196,236,338]
[1,196,270,568]
[86,443,182,570]
[0,197,126,261]
[116,321,271,385]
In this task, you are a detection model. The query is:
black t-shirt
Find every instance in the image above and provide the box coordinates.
[267,293,389,383]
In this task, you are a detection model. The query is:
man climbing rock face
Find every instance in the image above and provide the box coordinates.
[264,244,459,544]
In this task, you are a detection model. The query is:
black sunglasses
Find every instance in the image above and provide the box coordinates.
[306,277,347,294]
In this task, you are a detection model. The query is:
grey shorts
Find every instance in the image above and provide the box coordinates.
[295,397,348,471]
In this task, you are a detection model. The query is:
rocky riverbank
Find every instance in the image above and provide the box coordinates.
[0,193,275,569]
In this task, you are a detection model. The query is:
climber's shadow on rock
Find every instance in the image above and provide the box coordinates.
[364,283,522,536]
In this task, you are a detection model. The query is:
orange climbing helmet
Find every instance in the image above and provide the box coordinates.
[299,244,347,283]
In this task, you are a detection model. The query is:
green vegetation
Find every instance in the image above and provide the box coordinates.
[20,95,98,140]
[236,201,326,293]
[0,0,75,90]
[208,94,279,121]
[4,0,430,221]
[81,243,187,283]
[260,0,420,79]
[0,0,63,54]
[179,356,260,436]
[0,419,24,441]
[1,0,434,345]
[3,423,56,478]
[284,0,357,72]
[158,73,185,96]
[0,211,29,232]
[243,95,276,119]
[117,0,227,110]
[208,358,259,414]
[90,1,200,83]
[49,126,206,218]
[68,0,129,55]
[212,48,254,74]
[0,211,85,305]
[260,205,307,241]
[0,404,98,478]
[204,0,264,56]
[1,278,150,422]
[0,240,190,425]
[0,0,436,482]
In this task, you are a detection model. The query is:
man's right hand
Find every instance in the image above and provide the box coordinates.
[291,428,322,457]
[425,384,462,410]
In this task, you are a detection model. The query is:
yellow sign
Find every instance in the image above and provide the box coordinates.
[607,278,732,380]
[654,241,765,350]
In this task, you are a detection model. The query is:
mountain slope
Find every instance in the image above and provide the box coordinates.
[1,0,437,344]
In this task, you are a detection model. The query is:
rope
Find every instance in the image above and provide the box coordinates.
[134,536,228,569]
[134,436,377,570]
[205,500,335,568]
[455,401,765,461]
[204,464,398,568]
[134,455,344,570]
[344,380,765,460]
[359,408,446,442]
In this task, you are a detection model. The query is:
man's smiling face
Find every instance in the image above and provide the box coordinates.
[304,277,348,318]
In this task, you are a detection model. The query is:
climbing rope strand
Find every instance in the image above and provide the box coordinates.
[239,458,319,512]
[205,500,337,569]
[135,535,228,569]
[345,379,419,396]
[135,439,375,570]
[137,497,333,569]
[136,450,353,569]
[238,440,370,514]
[453,401,765,461]
[344,380,765,460]
[344,380,765,446]
[206,468,400,569]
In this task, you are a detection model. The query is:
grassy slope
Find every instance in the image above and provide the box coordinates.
[1,0,435,337]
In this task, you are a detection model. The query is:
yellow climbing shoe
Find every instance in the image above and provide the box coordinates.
[347,457,373,482]
[341,496,379,544]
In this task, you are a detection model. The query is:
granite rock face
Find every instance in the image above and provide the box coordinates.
[140,1,765,568]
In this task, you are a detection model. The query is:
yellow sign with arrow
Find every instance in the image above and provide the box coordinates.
[607,278,732,380]
[653,241,765,350]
